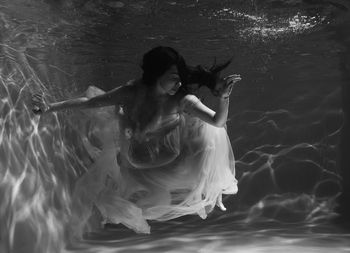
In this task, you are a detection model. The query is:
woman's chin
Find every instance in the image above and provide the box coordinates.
[167,90,177,96]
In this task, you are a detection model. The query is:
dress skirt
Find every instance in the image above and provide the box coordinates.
[69,86,238,237]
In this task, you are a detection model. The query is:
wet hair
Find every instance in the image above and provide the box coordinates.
[182,59,232,92]
[141,46,232,93]
[141,46,187,86]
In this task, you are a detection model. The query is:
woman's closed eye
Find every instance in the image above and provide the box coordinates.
[169,73,180,79]
[170,77,179,82]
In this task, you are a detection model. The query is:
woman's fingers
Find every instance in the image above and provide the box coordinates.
[32,106,42,114]
[224,74,241,81]
[228,83,234,93]
[32,93,43,98]
[223,83,234,96]
[31,93,47,114]
[32,95,41,101]
[32,94,45,103]
[212,74,241,97]
[227,76,241,84]
[221,76,239,97]
[223,76,241,95]
[225,75,241,88]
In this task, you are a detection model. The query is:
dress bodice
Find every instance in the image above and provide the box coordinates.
[121,112,183,169]
[117,92,202,169]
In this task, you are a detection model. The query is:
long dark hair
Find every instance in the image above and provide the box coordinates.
[181,59,232,93]
[135,47,231,132]
[141,46,231,93]
[141,46,187,86]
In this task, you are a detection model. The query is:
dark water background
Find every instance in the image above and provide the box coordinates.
[1,0,350,252]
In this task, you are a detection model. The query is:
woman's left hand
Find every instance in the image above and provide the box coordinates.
[31,93,50,114]
[212,74,241,99]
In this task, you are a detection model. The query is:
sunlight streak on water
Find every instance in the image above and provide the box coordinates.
[213,8,327,41]
[0,44,81,253]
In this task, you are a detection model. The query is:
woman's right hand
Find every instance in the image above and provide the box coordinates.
[212,74,241,98]
[32,93,50,114]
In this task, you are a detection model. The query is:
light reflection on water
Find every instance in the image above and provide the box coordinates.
[0,0,349,252]
[213,9,326,40]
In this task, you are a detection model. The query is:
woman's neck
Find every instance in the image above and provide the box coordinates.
[150,85,170,102]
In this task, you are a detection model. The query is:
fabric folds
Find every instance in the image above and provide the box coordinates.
[70,86,238,236]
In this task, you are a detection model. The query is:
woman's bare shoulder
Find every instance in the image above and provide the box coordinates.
[123,79,143,91]
[179,94,201,111]
[117,79,144,103]
[181,94,200,104]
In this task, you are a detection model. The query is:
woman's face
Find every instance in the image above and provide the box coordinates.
[156,65,182,95]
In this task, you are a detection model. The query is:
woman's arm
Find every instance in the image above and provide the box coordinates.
[46,97,90,112]
[182,95,229,127]
[32,85,133,114]
[182,74,241,127]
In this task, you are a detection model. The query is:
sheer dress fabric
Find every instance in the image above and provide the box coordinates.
[70,86,238,236]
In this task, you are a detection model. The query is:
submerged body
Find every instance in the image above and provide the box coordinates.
[71,83,238,234]
[32,46,241,236]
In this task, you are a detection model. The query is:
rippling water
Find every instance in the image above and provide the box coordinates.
[1,0,349,252]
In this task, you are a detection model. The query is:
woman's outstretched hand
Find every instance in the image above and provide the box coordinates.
[32,93,50,114]
[212,74,241,99]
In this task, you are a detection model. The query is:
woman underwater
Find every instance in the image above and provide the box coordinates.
[32,46,241,235]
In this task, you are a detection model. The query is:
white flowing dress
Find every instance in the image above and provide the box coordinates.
[70,86,238,236]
